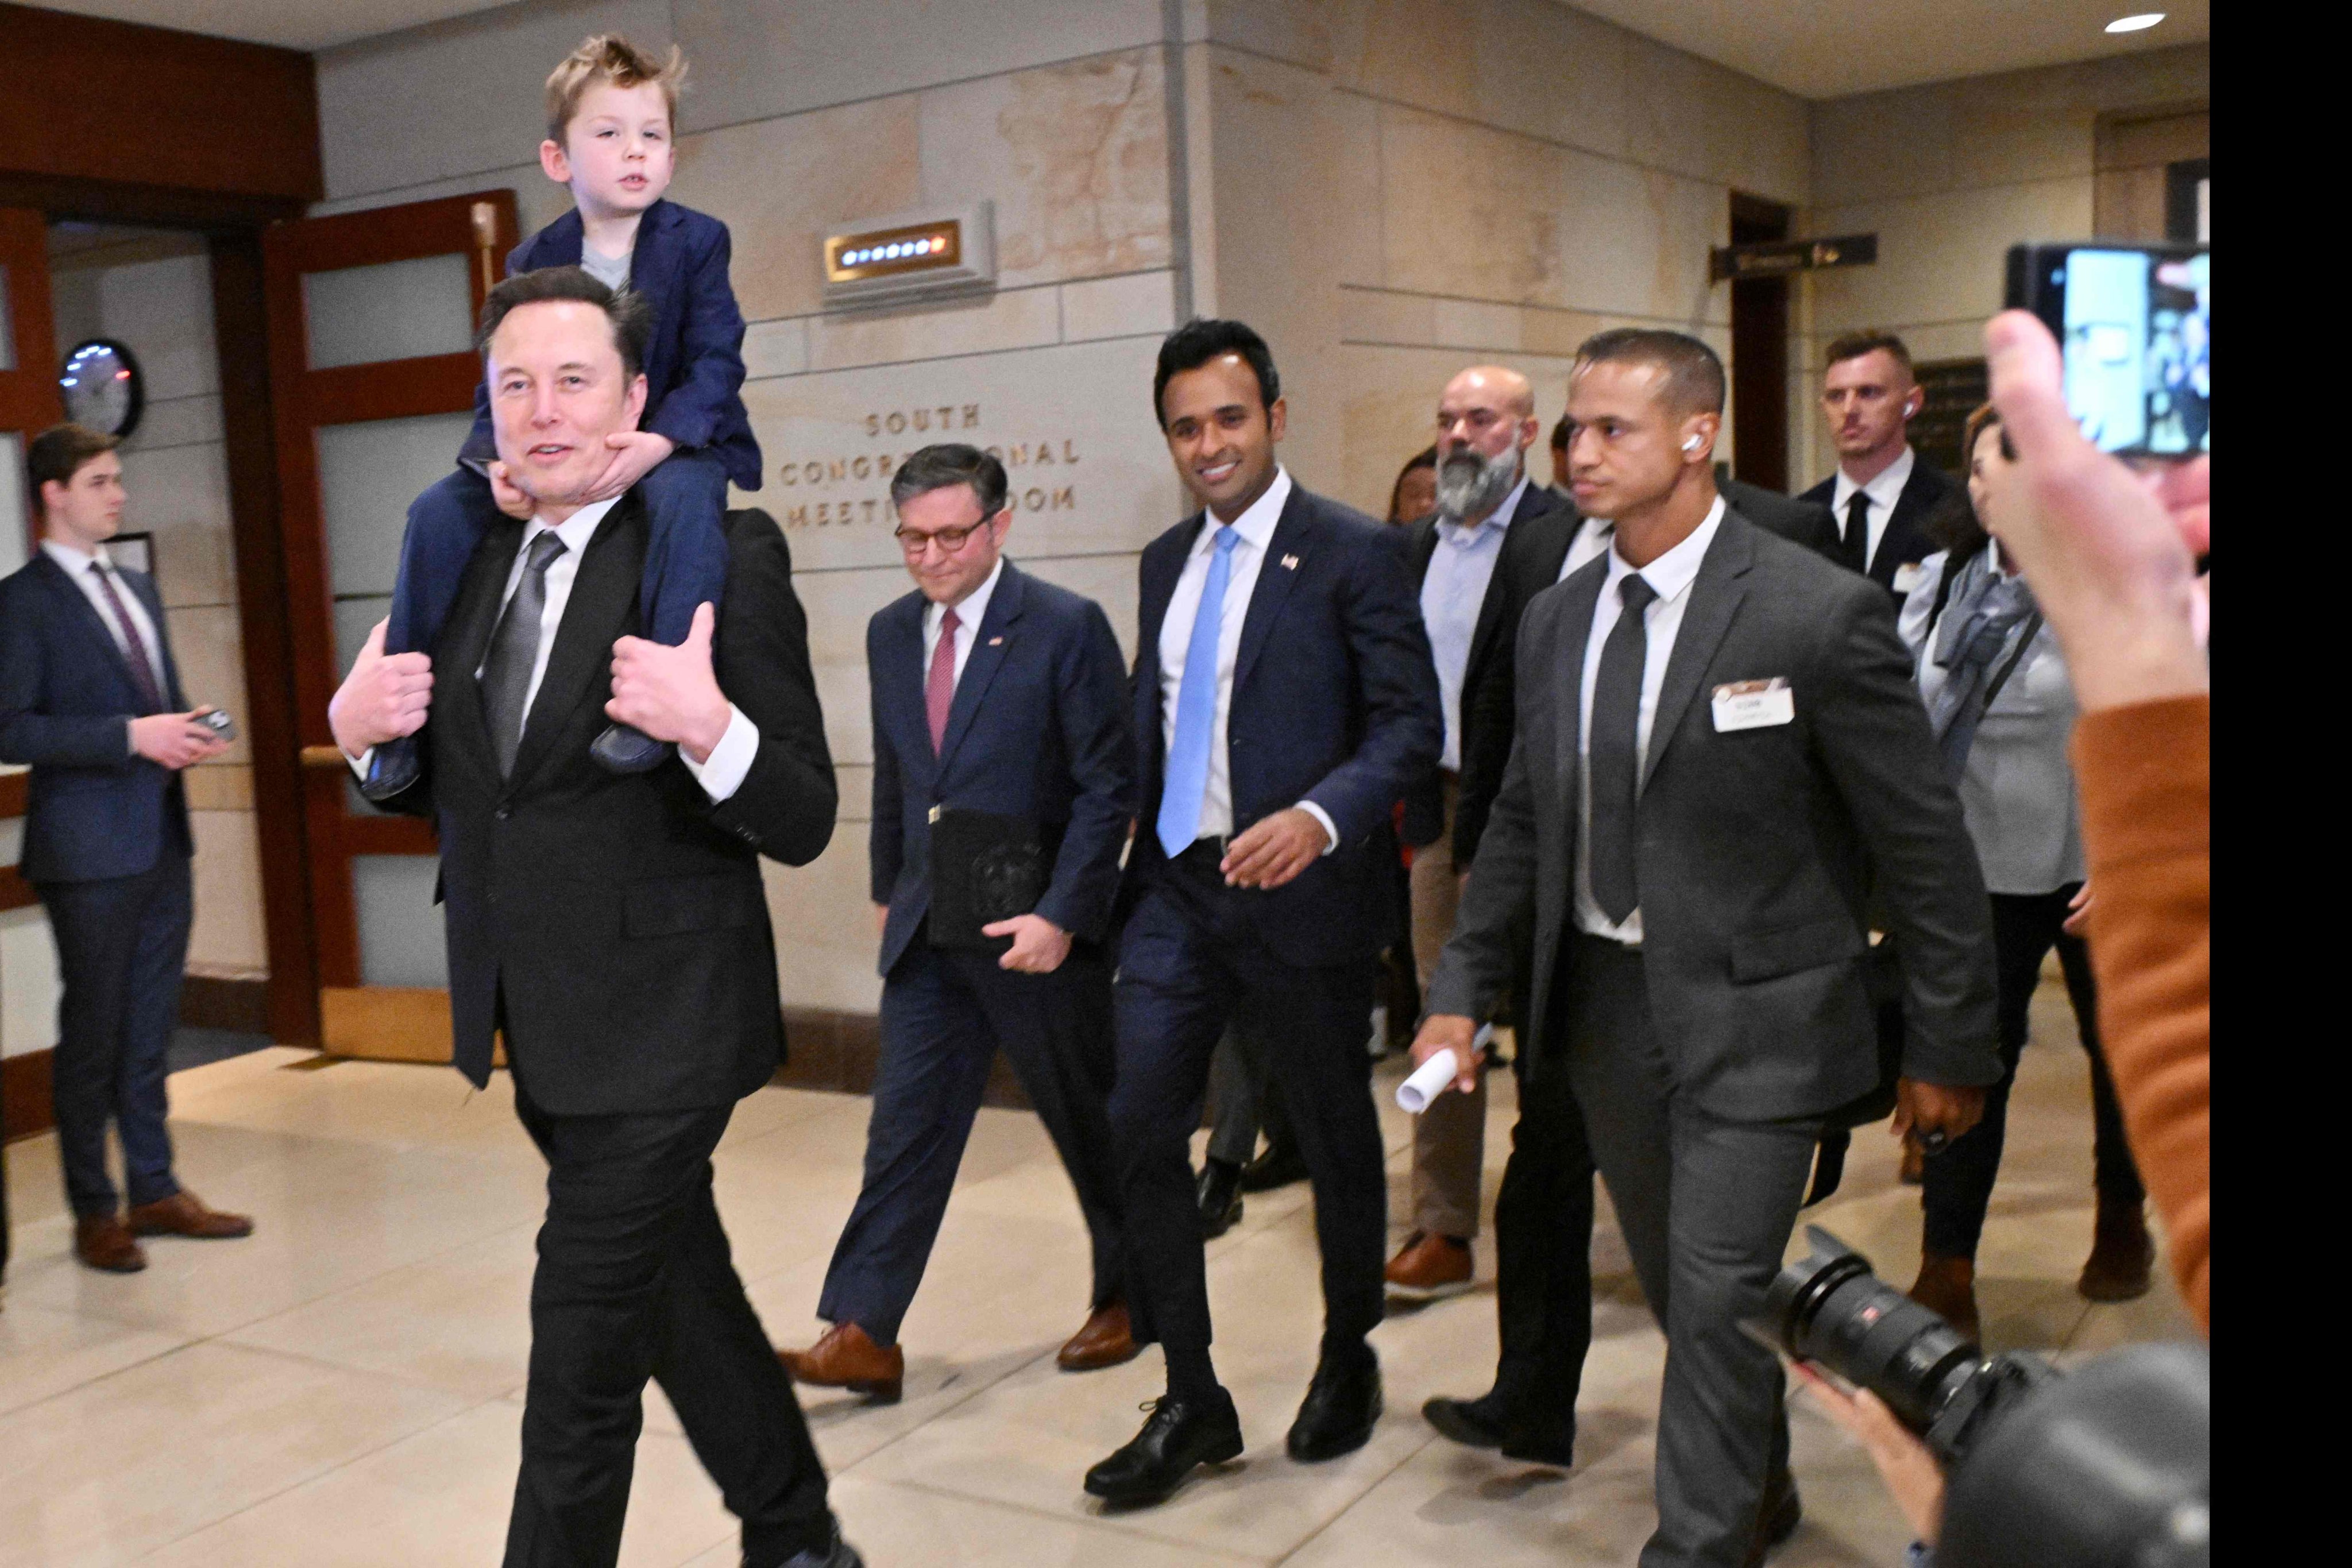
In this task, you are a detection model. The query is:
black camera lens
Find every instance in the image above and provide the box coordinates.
[1762,1226,2052,1462]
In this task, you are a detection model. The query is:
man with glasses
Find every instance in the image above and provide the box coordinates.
[777,444,1140,1401]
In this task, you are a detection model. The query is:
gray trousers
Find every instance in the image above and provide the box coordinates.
[1559,934,1817,1568]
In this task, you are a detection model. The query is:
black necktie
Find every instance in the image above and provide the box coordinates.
[1588,572,1658,925]
[479,531,567,778]
[88,563,166,715]
[1841,491,1871,576]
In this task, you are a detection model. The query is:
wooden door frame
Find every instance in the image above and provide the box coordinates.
[6,176,321,1043]
[262,191,517,992]
[1727,191,1793,495]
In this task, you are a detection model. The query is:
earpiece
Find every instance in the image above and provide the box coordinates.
[1682,436,1703,453]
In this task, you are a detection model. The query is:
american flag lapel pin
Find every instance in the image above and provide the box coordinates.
[1281,553,1300,571]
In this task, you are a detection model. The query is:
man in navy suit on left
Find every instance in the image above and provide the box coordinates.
[778,445,1140,1401]
[0,425,253,1274]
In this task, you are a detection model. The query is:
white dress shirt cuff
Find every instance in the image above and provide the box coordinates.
[1296,800,1340,856]
[681,704,757,803]
[346,746,373,779]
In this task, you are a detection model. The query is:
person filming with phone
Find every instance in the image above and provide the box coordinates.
[0,424,252,1276]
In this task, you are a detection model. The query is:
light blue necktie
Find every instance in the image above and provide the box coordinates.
[1157,526,1241,857]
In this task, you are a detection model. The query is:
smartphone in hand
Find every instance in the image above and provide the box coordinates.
[2005,242,2208,459]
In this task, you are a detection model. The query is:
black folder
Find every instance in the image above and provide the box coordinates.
[928,809,1048,948]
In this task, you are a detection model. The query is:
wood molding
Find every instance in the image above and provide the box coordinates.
[181,975,271,1034]
[0,771,26,818]
[1,2,320,203]
[212,231,323,1046]
[0,865,37,913]
[2,1048,55,1142]
[320,987,455,1064]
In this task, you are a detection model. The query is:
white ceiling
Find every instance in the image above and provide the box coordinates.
[27,0,513,52]
[33,0,2210,97]
[1564,0,2210,99]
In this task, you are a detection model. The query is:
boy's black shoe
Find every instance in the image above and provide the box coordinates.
[360,736,421,802]
[1083,1392,1244,1507]
[592,721,671,774]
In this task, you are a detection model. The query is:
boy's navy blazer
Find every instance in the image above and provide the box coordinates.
[460,199,762,490]
[0,551,192,883]
[1125,481,1442,967]
[868,559,1136,977]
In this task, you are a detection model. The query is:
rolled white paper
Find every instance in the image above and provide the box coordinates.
[1396,1048,1459,1114]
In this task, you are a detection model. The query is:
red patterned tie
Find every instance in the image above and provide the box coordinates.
[926,606,961,754]
[90,562,167,715]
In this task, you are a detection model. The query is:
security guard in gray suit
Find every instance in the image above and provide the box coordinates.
[1417,330,1998,1568]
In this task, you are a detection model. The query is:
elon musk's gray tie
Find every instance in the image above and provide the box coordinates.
[478,530,568,778]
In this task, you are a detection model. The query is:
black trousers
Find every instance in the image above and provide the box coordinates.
[1563,936,1818,1568]
[1109,848,1387,1365]
[818,939,1126,1343]
[1487,1054,1596,1443]
[505,1083,832,1568]
[37,852,192,1218]
[1921,885,2145,1258]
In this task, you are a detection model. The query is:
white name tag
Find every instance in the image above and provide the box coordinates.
[1712,678,1795,731]
[1891,561,1929,594]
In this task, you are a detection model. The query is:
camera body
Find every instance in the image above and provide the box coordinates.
[1761,1227,2210,1568]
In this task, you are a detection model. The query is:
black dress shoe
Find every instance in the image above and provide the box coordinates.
[1424,1390,1575,1468]
[1196,1158,1244,1239]
[768,1524,864,1568]
[1239,1141,1310,1193]
[1741,1467,1802,1566]
[592,720,672,774]
[1083,1392,1245,1507]
[1287,1349,1381,1461]
[359,736,421,802]
[1422,1392,1508,1450]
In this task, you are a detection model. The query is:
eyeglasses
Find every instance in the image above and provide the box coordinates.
[893,520,991,556]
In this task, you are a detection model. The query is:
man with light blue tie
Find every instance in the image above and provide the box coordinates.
[1082,320,1442,1507]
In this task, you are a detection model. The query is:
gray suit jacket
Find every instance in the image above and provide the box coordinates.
[1425,507,1998,1120]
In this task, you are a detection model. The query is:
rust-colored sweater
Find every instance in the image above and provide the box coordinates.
[2072,695,2209,1331]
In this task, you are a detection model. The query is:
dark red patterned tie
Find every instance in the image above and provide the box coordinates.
[90,562,167,715]
[926,607,961,754]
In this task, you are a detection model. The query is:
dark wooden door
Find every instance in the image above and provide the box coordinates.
[260,191,515,1060]
[0,206,64,570]
[1728,192,1792,495]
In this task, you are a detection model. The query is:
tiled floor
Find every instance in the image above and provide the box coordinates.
[0,976,2195,1566]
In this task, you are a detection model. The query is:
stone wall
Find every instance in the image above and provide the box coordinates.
[314,0,1190,1014]
[1799,43,2209,481]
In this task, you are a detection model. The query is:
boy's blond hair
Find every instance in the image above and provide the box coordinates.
[544,34,686,144]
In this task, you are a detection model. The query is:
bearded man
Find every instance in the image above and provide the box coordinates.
[1389,366,1581,1301]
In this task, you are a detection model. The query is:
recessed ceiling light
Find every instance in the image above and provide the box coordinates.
[2106,11,2165,32]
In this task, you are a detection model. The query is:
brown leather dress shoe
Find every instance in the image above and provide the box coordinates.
[125,1191,254,1240]
[1057,1300,1140,1372]
[2077,1196,2155,1303]
[1908,1253,1981,1345]
[1384,1231,1474,1301]
[778,1322,903,1403]
[75,1215,148,1273]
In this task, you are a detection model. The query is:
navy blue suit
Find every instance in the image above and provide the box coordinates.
[819,559,1136,1344]
[387,199,761,663]
[1111,480,1441,1366]
[0,550,196,1219]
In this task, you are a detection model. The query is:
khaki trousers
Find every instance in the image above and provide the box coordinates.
[1407,779,1486,1240]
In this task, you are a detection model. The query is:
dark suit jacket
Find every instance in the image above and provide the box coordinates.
[0,551,193,883]
[377,501,835,1114]
[1799,453,1955,598]
[460,199,762,490]
[1718,474,1839,557]
[1426,507,1998,1118]
[1400,482,1581,852]
[869,558,1136,976]
[1126,481,1442,967]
